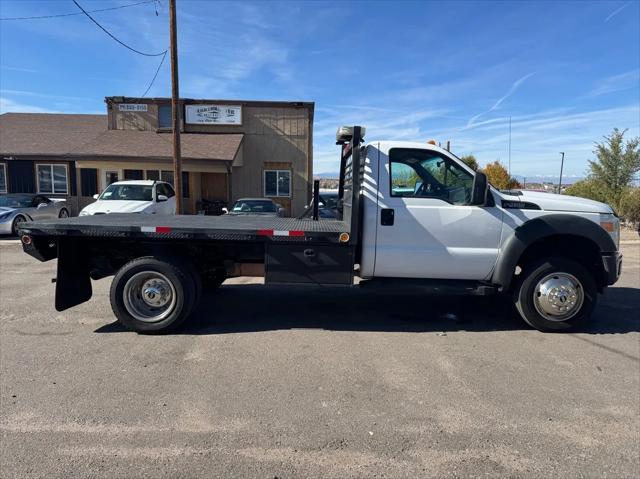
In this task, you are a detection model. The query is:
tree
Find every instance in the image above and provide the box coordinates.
[565,179,608,204]
[460,154,479,171]
[482,160,520,190]
[588,128,640,207]
[619,187,640,226]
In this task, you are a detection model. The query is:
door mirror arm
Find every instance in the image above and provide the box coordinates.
[470,171,490,206]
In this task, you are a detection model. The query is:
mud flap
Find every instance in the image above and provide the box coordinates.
[55,237,92,311]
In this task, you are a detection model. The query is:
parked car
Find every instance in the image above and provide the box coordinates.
[299,189,340,219]
[0,194,69,235]
[227,198,285,217]
[79,180,176,216]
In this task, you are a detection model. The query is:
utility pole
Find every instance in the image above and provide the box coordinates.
[169,0,182,213]
[523,177,526,189]
[508,116,512,176]
[558,152,565,194]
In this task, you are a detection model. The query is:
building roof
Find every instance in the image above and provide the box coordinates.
[72,129,243,161]
[0,113,107,156]
[0,112,243,161]
[106,96,314,110]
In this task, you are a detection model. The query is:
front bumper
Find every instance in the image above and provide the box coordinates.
[0,220,14,235]
[601,252,623,285]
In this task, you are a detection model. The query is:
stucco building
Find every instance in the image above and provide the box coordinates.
[0,97,314,216]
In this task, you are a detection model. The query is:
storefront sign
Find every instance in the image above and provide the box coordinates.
[118,104,148,112]
[185,105,242,125]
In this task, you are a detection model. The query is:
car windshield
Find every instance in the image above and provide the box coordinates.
[99,184,153,201]
[232,200,277,213]
[0,195,33,208]
[319,192,339,209]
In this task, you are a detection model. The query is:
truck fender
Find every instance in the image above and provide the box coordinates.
[492,214,616,289]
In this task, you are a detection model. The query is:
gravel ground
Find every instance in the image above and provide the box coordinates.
[0,237,638,478]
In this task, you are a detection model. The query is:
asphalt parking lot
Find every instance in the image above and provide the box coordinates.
[0,236,638,478]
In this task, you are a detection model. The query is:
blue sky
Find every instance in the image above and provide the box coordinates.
[1,0,639,179]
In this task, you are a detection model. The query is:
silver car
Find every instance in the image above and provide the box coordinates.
[0,194,70,235]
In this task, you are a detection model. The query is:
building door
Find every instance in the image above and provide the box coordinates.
[201,173,228,202]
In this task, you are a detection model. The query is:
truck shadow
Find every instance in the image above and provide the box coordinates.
[95,284,640,335]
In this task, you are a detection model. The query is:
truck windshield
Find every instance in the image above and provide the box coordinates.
[99,184,153,201]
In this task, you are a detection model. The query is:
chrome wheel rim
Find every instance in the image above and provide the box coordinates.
[123,271,176,322]
[533,272,584,321]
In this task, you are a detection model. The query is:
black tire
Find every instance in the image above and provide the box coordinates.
[11,215,26,236]
[514,257,597,332]
[58,208,69,218]
[110,256,197,334]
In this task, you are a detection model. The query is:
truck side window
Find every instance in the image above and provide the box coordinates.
[389,148,474,205]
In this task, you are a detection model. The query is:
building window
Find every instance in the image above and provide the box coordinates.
[145,170,189,197]
[105,170,119,187]
[124,169,144,180]
[0,163,6,193]
[158,105,172,129]
[264,170,291,197]
[37,164,68,194]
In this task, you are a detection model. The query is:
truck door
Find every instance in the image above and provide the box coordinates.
[373,145,503,280]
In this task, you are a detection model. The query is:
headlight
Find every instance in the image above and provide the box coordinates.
[0,213,11,221]
[600,213,620,249]
[79,210,90,216]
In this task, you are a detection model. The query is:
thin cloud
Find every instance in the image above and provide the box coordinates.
[0,97,58,114]
[1,66,38,73]
[0,89,93,102]
[605,1,633,22]
[589,69,640,96]
[465,72,535,128]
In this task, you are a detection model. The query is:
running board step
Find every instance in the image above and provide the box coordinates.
[358,278,497,296]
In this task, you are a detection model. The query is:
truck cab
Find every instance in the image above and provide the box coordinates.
[338,126,621,331]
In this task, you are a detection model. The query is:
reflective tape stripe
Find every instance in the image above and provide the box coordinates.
[257,229,305,237]
[140,226,172,233]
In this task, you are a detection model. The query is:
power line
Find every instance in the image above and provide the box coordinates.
[140,50,168,98]
[72,0,167,57]
[1,0,157,21]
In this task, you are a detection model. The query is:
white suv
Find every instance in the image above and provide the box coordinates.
[79,180,176,216]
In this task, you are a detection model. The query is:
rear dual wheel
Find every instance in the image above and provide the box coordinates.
[110,257,199,334]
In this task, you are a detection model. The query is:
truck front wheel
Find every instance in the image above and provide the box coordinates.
[110,257,197,334]
[514,257,597,332]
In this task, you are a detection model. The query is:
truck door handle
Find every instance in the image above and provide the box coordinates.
[381,208,395,226]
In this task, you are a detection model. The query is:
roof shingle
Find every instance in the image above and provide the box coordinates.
[0,112,243,161]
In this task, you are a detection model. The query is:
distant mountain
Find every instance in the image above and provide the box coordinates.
[515,175,583,185]
[314,172,340,179]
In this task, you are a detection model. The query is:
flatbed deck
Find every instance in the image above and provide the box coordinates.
[22,214,350,242]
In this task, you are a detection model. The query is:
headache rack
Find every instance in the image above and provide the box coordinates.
[335,125,366,253]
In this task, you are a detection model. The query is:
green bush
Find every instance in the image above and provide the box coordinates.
[619,188,640,226]
[564,179,609,204]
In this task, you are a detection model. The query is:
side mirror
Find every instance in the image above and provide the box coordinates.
[221,207,228,214]
[92,194,99,200]
[470,171,489,206]
[157,194,169,202]
[278,207,285,217]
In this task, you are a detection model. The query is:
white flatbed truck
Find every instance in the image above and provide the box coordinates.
[20,126,622,333]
